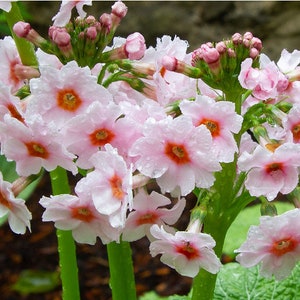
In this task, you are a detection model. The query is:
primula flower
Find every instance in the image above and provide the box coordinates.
[0,115,77,176]
[238,143,300,201]
[0,172,31,234]
[75,144,132,228]
[0,36,24,92]
[62,101,138,169]
[0,82,24,123]
[27,61,112,129]
[130,115,221,196]
[52,0,92,27]
[149,224,221,277]
[238,56,288,100]
[122,189,186,241]
[180,95,242,163]
[40,193,121,245]
[282,104,300,143]
[235,208,300,280]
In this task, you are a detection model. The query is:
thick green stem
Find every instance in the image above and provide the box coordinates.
[4,2,38,66]
[50,167,80,300]
[107,240,137,300]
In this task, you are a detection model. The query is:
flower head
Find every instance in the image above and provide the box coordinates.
[149,224,221,277]
[40,193,121,245]
[235,208,300,280]
[130,115,221,196]
[0,172,31,234]
[122,189,186,241]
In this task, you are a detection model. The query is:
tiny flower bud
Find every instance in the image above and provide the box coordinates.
[13,21,31,38]
[86,26,98,40]
[111,0,128,18]
[124,32,146,60]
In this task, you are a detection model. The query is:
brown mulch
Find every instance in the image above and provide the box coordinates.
[0,173,193,300]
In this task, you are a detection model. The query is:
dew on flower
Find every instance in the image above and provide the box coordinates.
[25,142,49,158]
[56,88,82,111]
[89,128,115,146]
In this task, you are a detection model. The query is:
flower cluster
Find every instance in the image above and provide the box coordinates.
[2,0,300,283]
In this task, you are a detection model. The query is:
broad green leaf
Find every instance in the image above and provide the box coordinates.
[12,270,60,295]
[214,262,300,300]
[223,202,294,256]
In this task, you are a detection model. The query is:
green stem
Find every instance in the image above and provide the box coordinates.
[50,167,80,300]
[107,240,137,300]
[4,2,38,66]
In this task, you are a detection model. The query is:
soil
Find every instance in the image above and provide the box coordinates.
[0,173,193,300]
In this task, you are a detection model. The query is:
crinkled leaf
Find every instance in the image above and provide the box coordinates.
[214,262,300,300]
[12,270,60,295]
[223,202,294,256]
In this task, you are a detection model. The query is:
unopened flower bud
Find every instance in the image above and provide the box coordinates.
[99,13,112,34]
[86,26,98,40]
[124,32,146,60]
[13,21,47,48]
[111,0,128,18]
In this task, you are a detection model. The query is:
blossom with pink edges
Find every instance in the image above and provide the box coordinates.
[130,115,221,196]
[238,56,288,100]
[75,144,132,228]
[26,61,112,129]
[180,95,243,163]
[52,0,92,27]
[0,115,77,176]
[149,224,221,277]
[122,189,186,242]
[235,208,300,280]
[238,143,300,201]
[0,36,25,92]
[40,193,121,245]
[0,172,31,234]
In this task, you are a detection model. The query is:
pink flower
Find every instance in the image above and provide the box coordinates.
[62,101,139,168]
[0,1,16,12]
[238,57,288,100]
[27,61,112,129]
[130,115,221,196]
[180,95,242,163]
[75,144,132,228]
[149,224,221,277]
[283,104,300,143]
[0,172,31,234]
[0,82,24,124]
[122,189,186,241]
[52,0,92,27]
[1,115,77,176]
[235,208,300,280]
[238,143,300,201]
[0,36,24,92]
[40,193,121,245]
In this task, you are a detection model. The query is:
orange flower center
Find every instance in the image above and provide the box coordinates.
[89,128,115,146]
[265,162,283,174]
[71,206,95,222]
[292,123,300,142]
[25,142,49,158]
[136,212,158,225]
[7,104,24,123]
[271,237,297,256]
[199,118,220,137]
[0,190,12,209]
[57,88,82,112]
[165,142,190,164]
[176,241,200,260]
[109,174,124,200]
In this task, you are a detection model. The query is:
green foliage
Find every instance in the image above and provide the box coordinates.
[139,291,191,300]
[214,262,300,300]
[12,270,60,295]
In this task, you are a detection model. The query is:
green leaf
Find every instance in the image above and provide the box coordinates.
[214,262,300,300]
[223,202,294,256]
[12,269,61,295]
[139,291,191,300]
